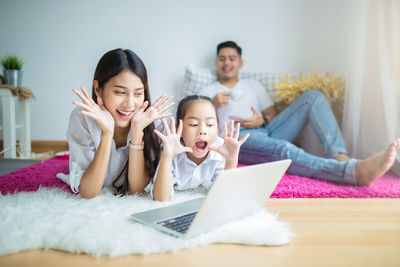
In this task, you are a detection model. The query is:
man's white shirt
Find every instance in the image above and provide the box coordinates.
[200,79,273,134]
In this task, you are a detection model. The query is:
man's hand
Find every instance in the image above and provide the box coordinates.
[236,106,264,128]
[213,92,230,108]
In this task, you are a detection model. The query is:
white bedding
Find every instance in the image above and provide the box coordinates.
[0,187,292,257]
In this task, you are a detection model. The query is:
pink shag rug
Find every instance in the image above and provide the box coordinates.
[0,157,74,195]
[1,158,400,198]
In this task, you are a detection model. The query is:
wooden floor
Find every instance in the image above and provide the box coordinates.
[1,198,399,267]
[0,159,41,176]
[0,140,68,160]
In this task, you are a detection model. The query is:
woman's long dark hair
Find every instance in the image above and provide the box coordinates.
[92,48,161,195]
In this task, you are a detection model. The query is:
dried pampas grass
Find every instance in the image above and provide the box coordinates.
[273,66,345,123]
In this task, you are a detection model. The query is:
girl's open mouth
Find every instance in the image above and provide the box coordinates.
[195,141,208,152]
[117,110,133,120]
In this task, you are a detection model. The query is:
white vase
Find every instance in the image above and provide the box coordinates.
[3,69,23,87]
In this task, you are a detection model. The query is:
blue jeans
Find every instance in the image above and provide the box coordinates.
[239,90,358,185]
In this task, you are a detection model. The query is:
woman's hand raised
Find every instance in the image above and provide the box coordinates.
[72,86,114,136]
[130,94,174,132]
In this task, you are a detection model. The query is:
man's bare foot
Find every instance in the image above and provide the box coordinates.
[335,153,350,162]
[355,139,400,186]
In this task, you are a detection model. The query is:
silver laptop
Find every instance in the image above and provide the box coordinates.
[131,159,291,239]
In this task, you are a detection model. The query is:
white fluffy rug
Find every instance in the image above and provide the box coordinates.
[0,187,292,257]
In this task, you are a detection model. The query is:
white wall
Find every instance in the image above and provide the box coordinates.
[0,0,352,140]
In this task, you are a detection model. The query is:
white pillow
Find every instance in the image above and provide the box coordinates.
[182,65,282,100]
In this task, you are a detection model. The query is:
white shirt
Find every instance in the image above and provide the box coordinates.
[146,137,226,199]
[56,107,131,193]
[199,79,273,134]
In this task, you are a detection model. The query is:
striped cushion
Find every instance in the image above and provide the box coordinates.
[182,65,284,100]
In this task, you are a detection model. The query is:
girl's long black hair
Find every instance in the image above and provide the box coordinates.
[92,48,161,195]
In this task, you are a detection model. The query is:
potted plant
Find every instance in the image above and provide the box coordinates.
[1,54,24,87]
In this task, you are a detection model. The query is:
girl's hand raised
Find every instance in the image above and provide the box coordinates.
[72,86,114,135]
[131,95,174,132]
[209,120,249,162]
[154,117,192,158]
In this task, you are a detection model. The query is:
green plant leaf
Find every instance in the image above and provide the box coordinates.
[1,54,24,70]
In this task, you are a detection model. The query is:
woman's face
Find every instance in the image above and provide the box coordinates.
[95,70,145,129]
[181,100,218,164]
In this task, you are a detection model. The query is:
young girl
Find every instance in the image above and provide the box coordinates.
[148,95,250,202]
[57,48,174,199]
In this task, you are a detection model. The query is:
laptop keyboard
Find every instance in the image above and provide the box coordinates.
[157,211,198,234]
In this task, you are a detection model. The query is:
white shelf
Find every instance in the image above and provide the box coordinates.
[0,87,31,159]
